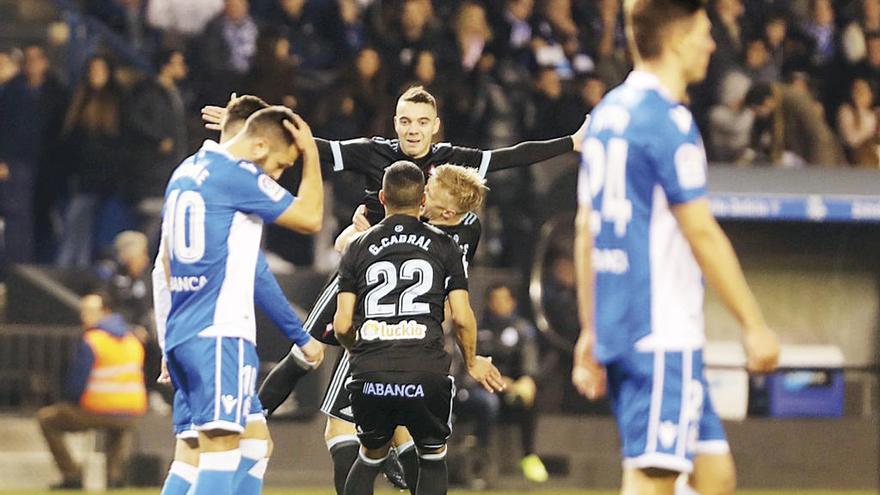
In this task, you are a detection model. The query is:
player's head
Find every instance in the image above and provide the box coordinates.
[380,160,426,214]
[220,94,270,142]
[422,164,488,223]
[624,0,715,84]
[394,85,440,159]
[238,106,300,179]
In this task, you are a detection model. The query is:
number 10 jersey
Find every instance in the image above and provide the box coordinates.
[161,140,295,352]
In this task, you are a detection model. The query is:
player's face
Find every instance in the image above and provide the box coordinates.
[394,101,440,159]
[421,180,457,221]
[255,139,300,179]
[677,10,715,85]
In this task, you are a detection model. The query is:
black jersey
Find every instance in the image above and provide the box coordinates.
[432,212,481,265]
[337,214,469,375]
[316,136,573,224]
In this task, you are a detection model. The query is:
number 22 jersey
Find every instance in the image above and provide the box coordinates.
[578,71,709,364]
[162,140,295,352]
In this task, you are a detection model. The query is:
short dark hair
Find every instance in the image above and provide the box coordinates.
[224,95,270,133]
[242,106,296,148]
[382,161,425,209]
[626,0,705,61]
[399,85,437,109]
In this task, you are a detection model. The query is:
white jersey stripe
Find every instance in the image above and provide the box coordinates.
[477,151,491,178]
[646,350,664,454]
[330,141,344,172]
[214,337,222,422]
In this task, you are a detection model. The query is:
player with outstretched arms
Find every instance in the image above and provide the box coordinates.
[333,161,504,495]
[158,106,324,495]
[572,1,780,494]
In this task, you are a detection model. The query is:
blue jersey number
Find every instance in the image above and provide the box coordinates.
[164,190,207,264]
[584,137,633,237]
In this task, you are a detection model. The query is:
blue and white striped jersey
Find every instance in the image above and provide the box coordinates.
[578,71,709,364]
[162,140,294,351]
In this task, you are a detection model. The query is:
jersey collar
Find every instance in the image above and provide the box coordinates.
[625,70,674,102]
[200,139,236,161]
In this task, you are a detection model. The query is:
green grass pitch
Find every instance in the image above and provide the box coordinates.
[0,490,875,495]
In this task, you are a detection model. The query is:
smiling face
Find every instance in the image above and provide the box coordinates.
[394,99,440,159]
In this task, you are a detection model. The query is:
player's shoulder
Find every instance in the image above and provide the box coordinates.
[596,74,695,137]
[461,211,481,228]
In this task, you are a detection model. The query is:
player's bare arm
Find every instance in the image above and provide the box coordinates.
[273,115,324,233]
[572,203,607,400]
[448,289,505,393]
[673,198,780,372]
[332,291,357,351]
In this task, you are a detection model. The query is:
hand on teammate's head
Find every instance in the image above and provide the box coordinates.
[282,113,317,155]
[202,105,226,130]
[352,205,371,231]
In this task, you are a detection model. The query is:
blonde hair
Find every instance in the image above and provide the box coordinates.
[430,164,488,213]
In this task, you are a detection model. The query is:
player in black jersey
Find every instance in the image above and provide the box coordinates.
[333,161,504,495]
[320,165,485,494]
[204,85,588,224]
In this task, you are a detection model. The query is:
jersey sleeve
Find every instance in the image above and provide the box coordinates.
[337,242,359,294]
[225,164,296,222]
[649,107,708,206]
[438,144,490,177]
[444,240,469,293]
[254,251,310,347]
[316,137,378,174]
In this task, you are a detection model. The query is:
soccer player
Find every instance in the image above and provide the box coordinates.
[155,95,323,495]
[333,161,505,495]
[159,105,324,495]
[571,2,780,495]
[319,165,486,494]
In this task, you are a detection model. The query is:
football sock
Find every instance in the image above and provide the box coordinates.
[396,441,419,494]
[160,461,197,495]
[343,450,385,495]
[416,449,448,495]
[329,437,360,495]
[192,449,240,495]
[258,348,313,417]
[234,438,268,495]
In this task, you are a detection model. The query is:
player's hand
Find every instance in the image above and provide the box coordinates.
[282,113,318,156]
[202,105,227,131]
[468,356,505,393]
[743,326,780,373]
[157,358,171,385]
[352,204,370,232]
[299,338,325,368]
[572,332,606,400]
[571,114,590,152]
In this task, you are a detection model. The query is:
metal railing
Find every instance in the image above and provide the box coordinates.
[0,324,81,409]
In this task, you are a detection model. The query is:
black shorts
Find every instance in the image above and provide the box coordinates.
[306,272,340,346]
[346,370,455,451]
[320,351,354,422]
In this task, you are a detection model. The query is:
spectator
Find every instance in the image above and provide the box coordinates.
[270,0,338,70]
[744,37,780,83]
[709,71,756,163]
[381,0,440,89]
[344,46,391,137]
[57,55,126,268]
[529,67,581,140]
[492,0,535,65]
[198,0,259,104]
[478,284,547,483]
[0,48,20,89]
[0,44,67,264]
[803,0,838,68]
[37,291,146,489]
[146,0,224,40]
[125,48,188,239]
[855,32,880,81]
[246,28,300,111]
[745,77,846,166]
[85,0,159,59]
[764,12,790,74]
[842,0,880,63]
[448,2,494,75]
[532,0,585,79]
[332,0,369,61]
[837,78,880,166]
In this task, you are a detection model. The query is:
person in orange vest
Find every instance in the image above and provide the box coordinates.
[37,290,147,490]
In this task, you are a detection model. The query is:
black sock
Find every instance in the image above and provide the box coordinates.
[257,352,312,417]
[397,445,419,494]
[344,454,383,495]
[330,441,360,495]
[416,456,448,495]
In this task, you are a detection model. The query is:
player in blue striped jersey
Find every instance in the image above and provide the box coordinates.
[572,1,780,494]
[158,106,324,495]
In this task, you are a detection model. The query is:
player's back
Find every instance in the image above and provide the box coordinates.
[580,71,709,363]
[162,141,294,351]
[339,214,469,375]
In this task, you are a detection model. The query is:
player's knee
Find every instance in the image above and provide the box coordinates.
[198,429,240,451]
[416,444,447,461]
[176,439,200,466]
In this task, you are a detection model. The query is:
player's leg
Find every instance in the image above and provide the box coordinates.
[608,349,702,495]
[161,389,199,495]
[343,371,397,495]
[391,426,418,492]
[688,365,736,495]
[402,372,456,495]
[259,273,340,415]
[325,416,360,495]
[234,344,273,495]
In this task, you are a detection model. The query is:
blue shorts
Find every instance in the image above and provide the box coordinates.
[606,349,728,474]
[166,336,261,433]
[172,388,266,439]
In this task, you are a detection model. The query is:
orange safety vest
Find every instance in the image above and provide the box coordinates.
[79,329,147,416]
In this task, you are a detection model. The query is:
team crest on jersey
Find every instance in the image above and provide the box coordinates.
[674,143,706,189]
[258,174,286,202]
[359,319,427,341]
